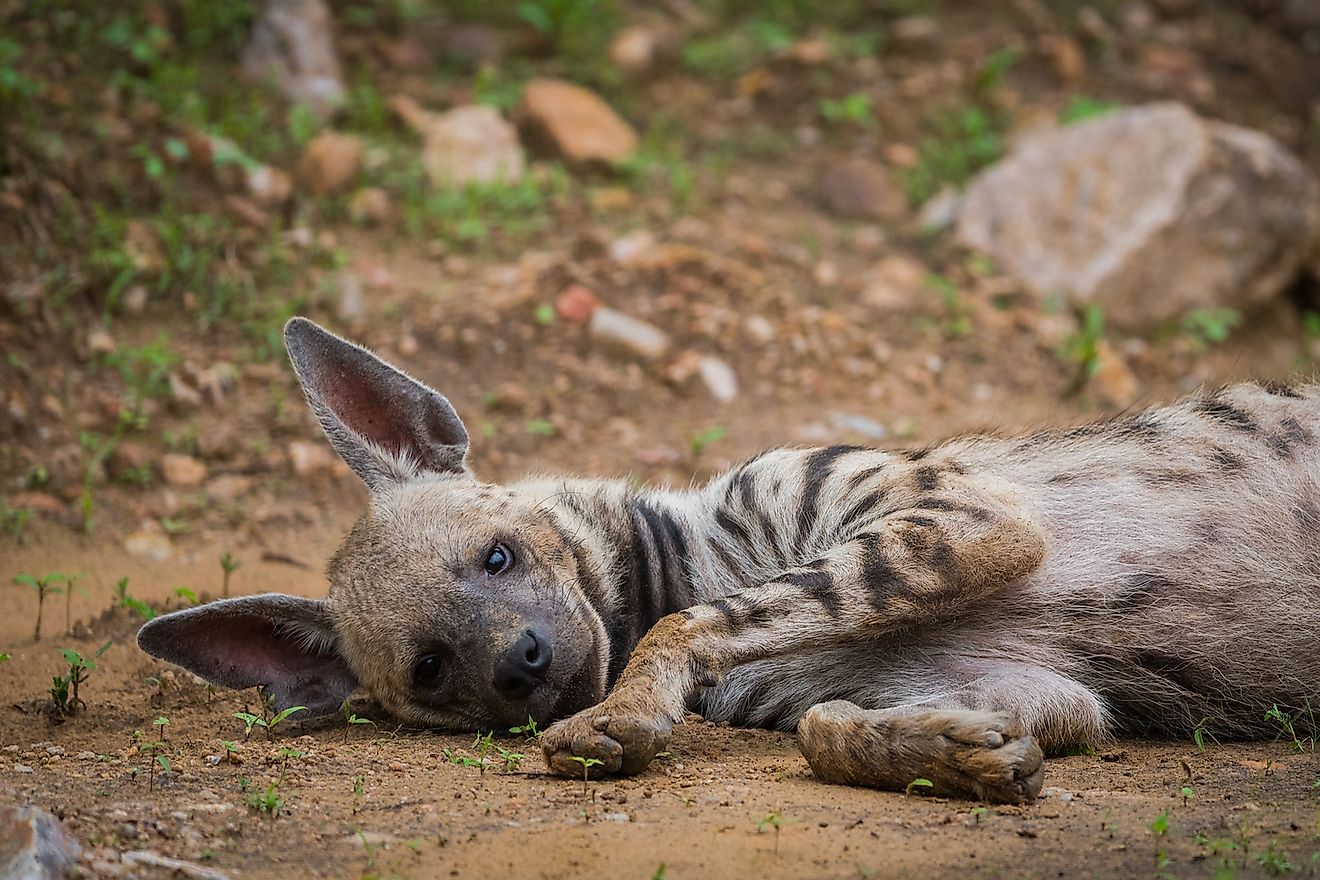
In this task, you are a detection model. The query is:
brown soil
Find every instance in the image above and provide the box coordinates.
[4,0,1320,876]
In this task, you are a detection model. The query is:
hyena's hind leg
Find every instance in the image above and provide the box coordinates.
[797,662,1107,804]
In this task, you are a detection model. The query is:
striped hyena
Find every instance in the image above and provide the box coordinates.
[138,318,1320,803]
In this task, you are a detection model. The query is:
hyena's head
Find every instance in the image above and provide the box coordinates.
[137,318,611,729]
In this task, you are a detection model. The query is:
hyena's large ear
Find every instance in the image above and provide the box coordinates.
[284,317,470,490]
[136,594,359,716]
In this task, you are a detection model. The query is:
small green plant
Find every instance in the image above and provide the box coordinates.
[905,777,935,796]
[1059,95,1118,125]
[497,746,526,773]
[0,653,9,662]
[247,782,284,814]
[1180,784,1195,806]
[218,739,240,763]
[689,425,728,456]
[533,303,555,325]
[1058,304,1106,391]
[49,641,112,718]
[1181,308,1241,350]
[134,725,170,792]
[235,704,307,741]
[219,551,240,598]
[1264,704,1311,752]
[902,106,1006,205]
[525,418,556,437]
[2,501,32,545]
[154,715,171,742]
[341,701,375,742]
[568,755,603,799]
[651,865,666,880]
[757,810,796,854]
[14,571,68,641]
[1192,716,1219,751]
[473,731,495,775]
[970,805,990,824]
[509,716,542,740]
[818,93,875,129]
[1257,842,1294,876]
[173,586,197,605]
[114,577,156,621]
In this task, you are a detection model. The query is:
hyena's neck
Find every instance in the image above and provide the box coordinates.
[526,476,743,684]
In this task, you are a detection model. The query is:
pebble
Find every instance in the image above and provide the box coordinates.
[697,356,738,402]
[14,764,34,773]
[287,440,335,477]
[589,307,671,360]
[123,528,173,562]
[44,746,63,756]
[916,186,963,232]
[161,453,208,488]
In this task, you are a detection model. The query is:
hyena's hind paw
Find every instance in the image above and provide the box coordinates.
[797,701,1045,804]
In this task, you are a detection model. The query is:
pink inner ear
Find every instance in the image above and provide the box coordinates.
[195,616,333,688]
[319,345,414,459]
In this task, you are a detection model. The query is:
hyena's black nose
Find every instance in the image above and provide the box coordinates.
[493,628,553,700]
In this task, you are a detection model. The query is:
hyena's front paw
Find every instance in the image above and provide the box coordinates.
[798,701,1044,804]
[542,699,672,778]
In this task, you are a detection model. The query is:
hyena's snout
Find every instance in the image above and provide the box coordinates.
[492,627,554,701]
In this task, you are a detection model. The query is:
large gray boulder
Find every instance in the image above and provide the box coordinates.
[956,103,1320,331]
[0,806,81,880]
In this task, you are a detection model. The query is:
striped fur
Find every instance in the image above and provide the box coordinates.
[136,321,1320,804]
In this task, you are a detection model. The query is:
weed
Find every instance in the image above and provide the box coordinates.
[341,701,376,742]
[49,641,112,718]
[905,777,935,796]
[14,571,68,641]
[525,418,557,437]
[690,425,728,456]
[2,501,32,546]
[352,774,365,814]
[1180,784,1195,806]
[114,577,156,621]
[651,864,666,880]
[516,0,620,79]
[757,810,796,854]
[1257,842,1294,876]
[234,704,307,741]
[970,805,990,824]
[1057,304,1106,391]
[246,782,284,814]
[473,731,495,775]
[509,716,542,740]
[1180,308,1241,349]
[902,107,1005,205]
[273,746,304,785]
[219,551,240,598]
[173,586,197,605]
[497,747,526,773]
[218,739,241,763]
[0,653,9,662]
[1060,95,1118,125]
[533,303,556,325]
[1265,704,1311,752]
[1192,716,1220,751]
[819,93,875,129]
[568,755,603,799]
[154,715,171,742]
[924,273,972,338]
[58,572,84,635]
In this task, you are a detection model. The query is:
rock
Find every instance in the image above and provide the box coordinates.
[8,491,66,516]
[697,357,738,402]
[554,284,601,324]
[161,454,207,488]
[589,308,671,360]
[245,165,294,206]
[519,78,638,166]
[204,475,254,504]
[297,131,363,196]
[288,440,335,476]
[957,103,1320,331]
[120,850,229,880]
[348,187,392,225]
[416,105,525,187]
[610,26,659,73]
[819,157,905,221]
[124,527,172,562]
[0,806,79,879]
[87,326,115,357]
[242,0,344,118]
[119,284,149,314]
[862,255,928,310]
[334,271,367,323]
[168,373,203,411]
[916,186,963,232]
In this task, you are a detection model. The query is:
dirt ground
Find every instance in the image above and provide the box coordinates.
[4,0,1320,877]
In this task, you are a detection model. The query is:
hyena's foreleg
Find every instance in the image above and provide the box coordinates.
[542,476,1048,784]
[797,663,1107,803]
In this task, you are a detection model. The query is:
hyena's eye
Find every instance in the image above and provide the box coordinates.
[414,654,444,687]
[484,543,514,576]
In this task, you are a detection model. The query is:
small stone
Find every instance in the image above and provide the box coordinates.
[123,529,172,562]
[609,230,657,265]
[242,0,344,118]
[204,475,254,504]
[161,454,207,488]
[76,752,96,761]
[120,285,149,314]
[297,131,363,196]
[348,187,391,225]
[916,186,963,232]
[555,284,601,324]
[829,411,888,441]
[610,26,658,73]
[519,78,639,166]
[410,104,525,187]
[862,255,928,310]
[13,764,33,773]
[8,492,65,516]
[245,165,294,206]
[288,440,335,477]
[87,327,115,357]
[0,806,80,879]
[168,373,203,411]
[121,850,231,880]
[697,356,739,403]
[743,315,776,344]
[397,333,419,357]
[819,157,906,222]
[44,746,63,756]
[484,383,529,413]
[589,308,671,360]
[334,271,367,323]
